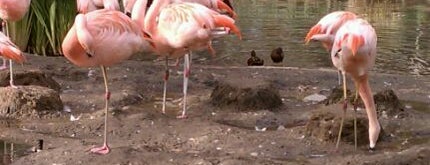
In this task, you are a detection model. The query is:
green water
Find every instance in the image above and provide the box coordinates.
[198,0,430,76]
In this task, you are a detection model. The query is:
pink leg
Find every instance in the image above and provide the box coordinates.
[177,52,192,119]
[162,56,169,114]
[9,60,17,89]
[90,66,111,155]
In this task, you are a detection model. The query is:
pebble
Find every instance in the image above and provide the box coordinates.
[303,93,327,102]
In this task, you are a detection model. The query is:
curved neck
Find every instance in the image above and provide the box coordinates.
[131,0,148,28]
[143,0,170,35]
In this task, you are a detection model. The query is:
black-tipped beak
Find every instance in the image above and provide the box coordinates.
[126,12,131,18]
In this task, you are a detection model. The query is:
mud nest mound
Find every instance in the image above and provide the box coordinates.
[0,70,61,92]
[0,86,63,118]
[373,89,406,118]
[305,110,386,145]
[324,87,406,118]
[210,81,282,111]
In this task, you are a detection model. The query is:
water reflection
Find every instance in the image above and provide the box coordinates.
[203,0,430,75]
[1,141,14,165]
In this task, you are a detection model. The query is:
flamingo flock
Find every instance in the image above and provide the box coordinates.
[0,0,382,156]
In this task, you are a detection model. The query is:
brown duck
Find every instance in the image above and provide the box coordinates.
[247,50,264,66]
[270,47,284,63]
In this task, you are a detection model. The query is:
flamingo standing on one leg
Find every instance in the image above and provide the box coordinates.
[132,0,241,118]
[76,0,120,14]
[305,11,357,85]
[62,9,153,154]
[330,18,380,150]
[0,0,31,88]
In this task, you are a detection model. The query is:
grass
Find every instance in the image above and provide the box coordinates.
[6,0,76,56]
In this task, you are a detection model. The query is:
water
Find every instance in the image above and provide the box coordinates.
[202,0,430,76]
[0,140,30,165]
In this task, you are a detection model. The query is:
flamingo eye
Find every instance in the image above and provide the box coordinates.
[335,49,342,57]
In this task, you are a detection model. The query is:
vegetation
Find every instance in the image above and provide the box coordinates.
[7,0,76,56]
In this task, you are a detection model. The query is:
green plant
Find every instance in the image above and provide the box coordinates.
[7,0,76,56]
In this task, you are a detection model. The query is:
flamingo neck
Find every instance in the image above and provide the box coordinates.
[131,0,148,28]
[144,0,170,35]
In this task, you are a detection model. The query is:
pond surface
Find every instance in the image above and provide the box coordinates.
[0,140,30,165]
[202,0,430,76]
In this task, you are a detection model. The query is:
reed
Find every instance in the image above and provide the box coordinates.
[7,0,76,56]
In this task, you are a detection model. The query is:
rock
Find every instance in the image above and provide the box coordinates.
[0,70,61,92]
[303,93,327,103]
[210,80,282,111]
[0,86,63,118]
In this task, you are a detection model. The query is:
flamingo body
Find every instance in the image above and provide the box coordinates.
[0,0,31,21]
[62,9,148,67]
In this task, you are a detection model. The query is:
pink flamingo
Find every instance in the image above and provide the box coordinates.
[133,0,241,118]
[0,0,31,88]
[305,11,357,85]
[330,18,380,150]
[62,9,153,154]
[76,0,120,14]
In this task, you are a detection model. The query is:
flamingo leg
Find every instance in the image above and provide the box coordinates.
[335,71,347,149]
[353,82,359,151]
[162,56,169,114]
[337,70,342,86]
[3,21,17,88]
[90,66,111,155]
[177,51,192,119]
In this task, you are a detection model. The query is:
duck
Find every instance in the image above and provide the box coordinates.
[247,50,264,66]
[270,47,284,63]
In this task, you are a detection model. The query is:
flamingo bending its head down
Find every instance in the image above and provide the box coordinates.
[330,18,380,150]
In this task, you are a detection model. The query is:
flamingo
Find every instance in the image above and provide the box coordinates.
[330,18,380,150]
[305,11,357,85]
[132,0,241,118]
[61,9,153,154]
[76,0,120,14]
[0,0,31,88]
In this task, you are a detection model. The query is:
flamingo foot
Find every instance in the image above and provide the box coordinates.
[176,114,188,119]
[90,144,110,155]
[9,82,18,89]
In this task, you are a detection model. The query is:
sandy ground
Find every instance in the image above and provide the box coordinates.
[0,54,429,165]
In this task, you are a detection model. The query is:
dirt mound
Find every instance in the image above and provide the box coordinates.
[305,110,373,145]
[0,86,63,118]
[210,81,282,111]
[374,89,406,118]
[0,70,61,92]
[324,88,406,118]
